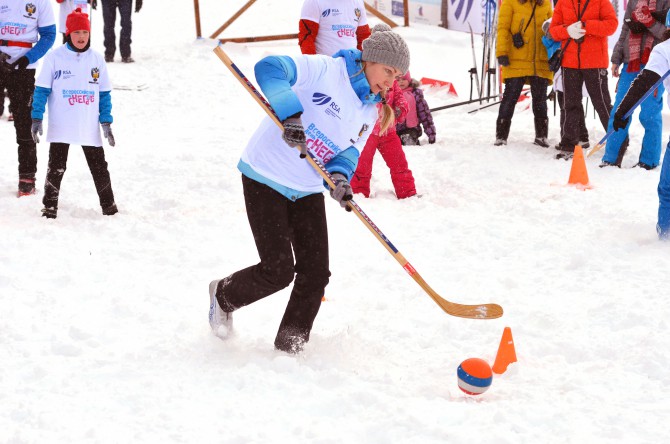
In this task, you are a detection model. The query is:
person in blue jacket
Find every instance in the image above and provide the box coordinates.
[0,0,57,196]
[208,30,411,354]
[602,0,670,169]
[612,10,670,239]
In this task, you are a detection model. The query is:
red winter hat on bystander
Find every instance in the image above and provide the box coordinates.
[65,8,90,36]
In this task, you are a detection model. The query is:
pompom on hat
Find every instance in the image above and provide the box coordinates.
[371,23,393,33]
[65,8,91,36]
[362,28,410,74]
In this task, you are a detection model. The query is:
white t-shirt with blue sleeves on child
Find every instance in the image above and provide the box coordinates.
[35,44,112,146]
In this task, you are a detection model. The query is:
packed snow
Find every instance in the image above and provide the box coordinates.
[1,1,668,442]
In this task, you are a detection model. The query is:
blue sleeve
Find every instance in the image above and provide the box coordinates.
[31,86,51,120]
[254,55,303,121]
[99,91,113,123]
[324,146,360,182]
[25,25,56,64]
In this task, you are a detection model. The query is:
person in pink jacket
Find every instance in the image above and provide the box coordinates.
[350,76,417,199]
[396,71,436,145]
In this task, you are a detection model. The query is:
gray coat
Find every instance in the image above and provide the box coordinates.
[611,0,670,66]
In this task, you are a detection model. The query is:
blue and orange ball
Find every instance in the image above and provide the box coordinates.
[457,358,493,395]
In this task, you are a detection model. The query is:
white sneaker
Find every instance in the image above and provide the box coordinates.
[209,279,233,337]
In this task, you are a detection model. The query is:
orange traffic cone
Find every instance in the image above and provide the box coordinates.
[492,326,517,374]
[568,145,591,189]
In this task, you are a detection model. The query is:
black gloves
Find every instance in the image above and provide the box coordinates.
[329,173,353,211]
[613,112,630,131]
[497,55,510,67]
[651,8,669,23]
[0,52,11,74]
[12,56,29,70]
[625,18,648,34]
[136,0,143,13]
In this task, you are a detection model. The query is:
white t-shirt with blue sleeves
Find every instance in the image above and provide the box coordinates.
[35,45,112,146]
[0,0,55,67]
[240,54,377,195]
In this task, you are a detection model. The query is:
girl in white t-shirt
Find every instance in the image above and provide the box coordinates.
[208,30,411,354]
[31,8,117,219]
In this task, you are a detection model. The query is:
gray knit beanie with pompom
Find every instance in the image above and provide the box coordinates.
[362,26,410,74]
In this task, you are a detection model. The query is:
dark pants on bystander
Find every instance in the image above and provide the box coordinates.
[560,67,612,148]
[216,175,331,352]
[101,0,133,59]
[495,76,549,142]
[43,143,116,210]
[556,90,589,143]
[1,68,37,179]
[498,76,549,121]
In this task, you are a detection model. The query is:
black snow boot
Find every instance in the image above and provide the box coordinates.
[533,118,549,147]
[494,118,511,146]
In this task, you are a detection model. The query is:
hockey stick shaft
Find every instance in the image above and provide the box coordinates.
[214,45,503,320]
[588,68,670,158]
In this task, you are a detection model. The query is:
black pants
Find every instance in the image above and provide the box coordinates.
[497,76,548,121]
[560,68,612,146]
[43,143,116,209]
[0,68,36,178]
[219,175,331,346]
[557,90,589,142]
[101,0,133,58]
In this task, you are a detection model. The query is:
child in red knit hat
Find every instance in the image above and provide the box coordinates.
[31,8,119,219]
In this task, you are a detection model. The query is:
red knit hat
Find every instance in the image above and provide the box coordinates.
[65,8,90,36]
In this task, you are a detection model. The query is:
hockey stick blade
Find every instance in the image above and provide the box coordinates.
[213,45,503,320]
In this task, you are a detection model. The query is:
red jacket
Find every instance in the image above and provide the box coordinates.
[549,0,618,69]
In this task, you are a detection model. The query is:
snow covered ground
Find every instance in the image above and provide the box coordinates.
[1,1,669,442]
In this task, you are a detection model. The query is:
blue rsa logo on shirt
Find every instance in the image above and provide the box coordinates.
[312,92,341,119]
[312,92,331,106]
[54,70,72,80]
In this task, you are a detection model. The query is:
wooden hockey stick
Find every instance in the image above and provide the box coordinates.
[213,45,503,320]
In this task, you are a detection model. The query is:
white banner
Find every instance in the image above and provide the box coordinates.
[447,0,497,33]
[366,0,443,26]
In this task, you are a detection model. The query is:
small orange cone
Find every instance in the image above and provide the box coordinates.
[567,145,591,188]
[492,327,517,374]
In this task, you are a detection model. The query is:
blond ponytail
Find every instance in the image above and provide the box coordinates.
[378,93,396,135]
